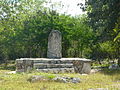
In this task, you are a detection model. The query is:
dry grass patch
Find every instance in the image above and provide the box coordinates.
[0,69,120,90]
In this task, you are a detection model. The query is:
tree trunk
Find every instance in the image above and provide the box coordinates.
[98,59,102,65]
[80,44,83,58]
[4,56,8,68]
[118,59,120,67]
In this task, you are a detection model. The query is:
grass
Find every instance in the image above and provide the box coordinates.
[0,64,120,90]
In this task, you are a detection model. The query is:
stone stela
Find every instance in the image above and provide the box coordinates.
[16,30,91,74]
[47,30,62,58]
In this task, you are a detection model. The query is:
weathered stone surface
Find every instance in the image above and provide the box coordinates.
[36,68,75,73]
[108,64,119,69]
[16,58,91,74]
[52,76,81,83]
[73,60,91,74]
[90,69,101,74]
[28,75,49,83]
[81,62,91,74]
[28,75,81,83]
[16,59,33,72]
[47,30,62,58]
[34,63,73,69]
[71,77,81,83]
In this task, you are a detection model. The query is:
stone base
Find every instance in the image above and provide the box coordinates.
[16,58,91,74]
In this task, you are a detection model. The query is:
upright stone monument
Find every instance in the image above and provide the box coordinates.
[16,30,91,74]
[47,30,62,58]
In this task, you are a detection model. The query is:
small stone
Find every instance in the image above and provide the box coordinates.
[52,76,81,83]
[6,71,16,74]
[81,74,88,75]
[90,69,101,74]
[71,77,81,83]
[28,75,48,83]
[52,76,67,83]
[109,64,119,69]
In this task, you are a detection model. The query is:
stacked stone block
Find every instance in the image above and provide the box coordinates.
[16,58,91,74]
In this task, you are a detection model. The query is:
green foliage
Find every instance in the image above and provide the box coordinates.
[84,0,120,40]
[0,0,119,63]
[78,0,120,62]
[113,18,120,42]
[0,0,94,60]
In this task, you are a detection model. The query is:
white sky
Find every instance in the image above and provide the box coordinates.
[44,0,85,16]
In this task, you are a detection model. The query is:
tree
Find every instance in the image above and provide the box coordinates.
[0,0,45,61]
[79,0,120,63]
[82,0,120,41]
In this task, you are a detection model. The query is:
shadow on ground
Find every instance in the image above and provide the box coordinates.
[99,68,120,81]
[99,68,120,75]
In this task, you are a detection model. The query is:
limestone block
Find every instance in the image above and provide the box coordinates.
[16,58,91,74]
[81,62,91,74]
[73,60,91,74]
[16,60,33,72]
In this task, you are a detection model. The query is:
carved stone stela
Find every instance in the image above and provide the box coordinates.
[16,30,91,74]
[47,30,62,58]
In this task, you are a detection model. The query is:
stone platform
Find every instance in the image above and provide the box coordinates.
[16,58,91,74]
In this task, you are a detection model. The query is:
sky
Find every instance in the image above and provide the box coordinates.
[44,0,85,16]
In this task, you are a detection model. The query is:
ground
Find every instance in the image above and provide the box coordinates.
[0,63,120,90]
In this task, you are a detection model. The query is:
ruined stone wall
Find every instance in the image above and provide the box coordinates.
[16,58,91,74]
